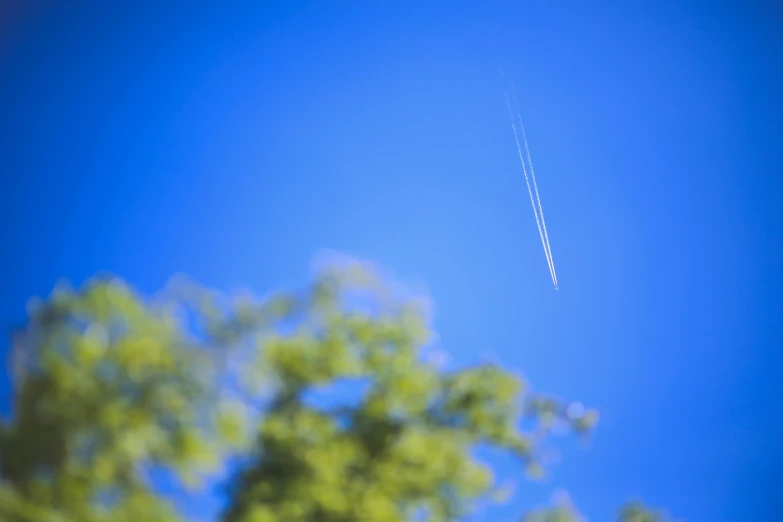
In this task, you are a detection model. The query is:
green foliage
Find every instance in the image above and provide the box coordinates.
[618,501,675,522]
[523,491,586,522]
[0,255,673,521]
[0,277,231,521]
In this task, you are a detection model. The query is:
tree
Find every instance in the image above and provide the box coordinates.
[0,254,672,521]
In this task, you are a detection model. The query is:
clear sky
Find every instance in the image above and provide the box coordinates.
[1,2,781,521]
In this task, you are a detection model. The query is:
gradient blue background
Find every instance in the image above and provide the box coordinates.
[1,2,781,521]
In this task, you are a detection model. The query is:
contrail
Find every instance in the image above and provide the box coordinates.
[504,93,557,287]
[500,69,558,289]
[513,90,558,288]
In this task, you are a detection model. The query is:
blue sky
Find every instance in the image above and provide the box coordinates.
[1,2,781,521]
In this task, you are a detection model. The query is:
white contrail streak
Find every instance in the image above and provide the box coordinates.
[514,93,558,288]
[504,93,557,287]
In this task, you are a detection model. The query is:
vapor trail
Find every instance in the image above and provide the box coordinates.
[504,93,557,287]
[514,93,558,288]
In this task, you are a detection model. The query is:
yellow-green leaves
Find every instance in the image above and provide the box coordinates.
[223,262,553,522]
[618,501,673,522]
[261,333,322,386]
[74,325,108,368]
[571,408,600,434]
[216,399,250,450]
[523,490,586,522]
[243,506,275,522]
[2,276,227,519]
[1,254,611,522]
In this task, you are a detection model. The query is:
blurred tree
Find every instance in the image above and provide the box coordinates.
[618,501,675,522]
[0,254,671,521]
